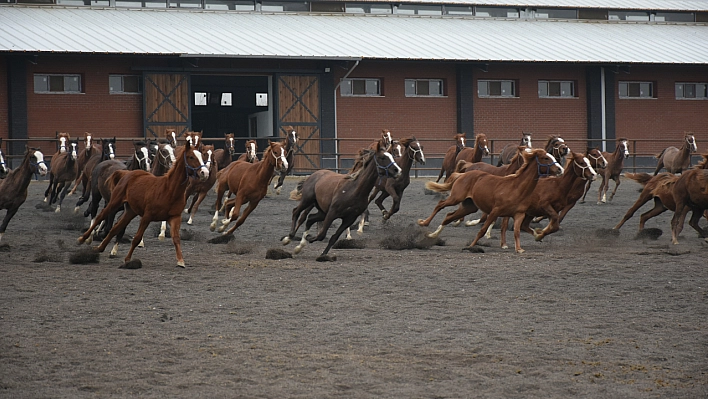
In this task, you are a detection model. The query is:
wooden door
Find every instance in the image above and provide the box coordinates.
[144,73,190,139]
[276,74,321,172]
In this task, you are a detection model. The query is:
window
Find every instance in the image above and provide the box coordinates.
[619,81,654,98]
[534,8,577,19]
[538,80,575,98]
[676,83,707,100]
[654,12,694,22]
[205,0,255,11]
[444,5,473,15]
[195,92,208,106]
[34,74,82,93]
[345,3,392,14]
[405,79,444,97]
[609,10,650,21]
[475,7,519,18]
[396,4,441,15]
[109,75,142,94]
[260,1,309,12]
[478,80,516,98]
[340,78,382,97]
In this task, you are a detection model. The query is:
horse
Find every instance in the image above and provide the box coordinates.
[454,133,489,168]
[185,131,203,151]
[67,132,101,197]
[587,137,630,204]
[418,148,564,253]
[165,128,179,148]
[237,139,258,163]
[211,140,259,230]
[578,147,609,204]
[613,173,681,232]
[81,141,152,249]
[368,129,394,152]
[213,133,237,171]
[497,132,532,166]
[55,132,71,154]
[654,132,697,175]
[77,141,209,267]
[543,135,570,163]
[184,144,218,226]
[273,126,299,195]
[670,167,708,244]
[149,139,176,240]
[0,147,48,243]
[282,143,402,259]
[44,138,79,212]
[436,133,466,182]
[215,141,289,235]
[73,137,116,213]
[0,138,9,179]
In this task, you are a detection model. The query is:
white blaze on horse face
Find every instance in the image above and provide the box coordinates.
[290,130,298,144]
[621,140,629,156]
[417,141,426,164]
[384,152,402,175]
[205,149,213,168]
[279,147,288,170]
[0,150,7,175]
[108,143,115,159]
[86,134,92,149]
[460,137,466,147]
[582,157,598,178]
[59,137,67,153]
[688,136,697,152]
[70,143,78,161]
[171,132,177,146]
[34,150,48,175]
[229,137,235,151]
[140,147,151,170]
[546,153,564,175]
[249,142,256,159]
[193,150,209,180]
[165,144,176,164]
[384,131,392,145]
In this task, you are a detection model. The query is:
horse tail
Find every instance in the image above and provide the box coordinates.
[425,172,461,193]
[108,169,130,191]
[624,172,653,187]
[655,148,667,159]
[289,178,306,201]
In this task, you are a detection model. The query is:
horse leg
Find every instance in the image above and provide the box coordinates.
[687,209,708,238]
[613,190,654,229]
[467,212,497,249]
[223,200,260,236]
[418,194,464,227]
[512,212,528,253]
[382,189,400,220]
[436,166,445,183]
[122,215,151,265]
[55,181,70,213]
[95,207,137,253]
[670,204,691,244]
[579,179,592,204]
[274,171,286,194]
[283,202,314,245]
[597,174,608,204]
[0,207,20,243]
[637,199,667,230]
[293,209,325,254]
[653,159,665,176]
[44,173,54,202]
[319,214,359,257]
[428,200,477,239]
[68,171,83,197]
[187,191,206,225]
[499,217,510,249]
[609,175,621,202]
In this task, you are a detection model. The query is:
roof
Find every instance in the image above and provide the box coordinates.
[335,0,708,12]
[1,6,708,64]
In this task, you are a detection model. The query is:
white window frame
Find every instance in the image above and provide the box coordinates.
[538,80,575,98]
[675,82,707,100]
[109,74,142,94]
[405,79,444,97]
[34,74,82,94]
[619,81,654,99]
[340,78,382,97]
[478,79,516,98]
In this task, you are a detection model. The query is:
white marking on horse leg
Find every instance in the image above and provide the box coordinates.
[187,216,193,225]
[0,233,4,244]
[451,219,462,227]
[465,218,481,226]
[43,197,48,203]
[275,186,281,195]
[282,236,291,245]
[138,239,145,248]
[159,221,166,241]
[427,224,445,239]
[345,228,352,240]
[356,216,366,235]
[110,242,119,257]
[601,193,607,203]
[294,229,309,254]
[183,207,189,214]
[55,205,61,213]
[74,205,81,214]
[484,224,493,239]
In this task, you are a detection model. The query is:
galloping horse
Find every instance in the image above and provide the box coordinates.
[586,137,630,204]
[670,167,708,244]
[77,141,209,267]
[282,143,402,259]
[185,144,218,226]
[543,135,570,163]
[73,137,116,213]
[149,139,176,240]
[273,126,299,195]
[436,133,466,182]
[419,148,564,253]
[213,133,237,171]
[454,133,489,168]
[497,132,532,166]
[44,138,79,212]
[55,132,71,154]
[215,141,288,235]
[613,173,681,232]
[654,132,697,175]
[369,129,394,152]
[237,140,258,162]
[0,138,9,179]
[0,147,48,243]
[68,132,101,196]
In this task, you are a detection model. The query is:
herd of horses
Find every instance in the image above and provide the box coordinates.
[0,129,705,266]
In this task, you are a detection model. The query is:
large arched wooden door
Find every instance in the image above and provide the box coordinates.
[143,73,190,139]
[276,74,320,173]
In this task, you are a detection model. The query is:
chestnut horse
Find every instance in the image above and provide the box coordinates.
[77,141,209,267]
[185,144,218,226]
[68,132,101,196]
[454,133,489,168]
[654,132,697,175]
[594,138,630,204]
[216,141,289,235]
[0,138,9,179]
[497,132,532,166]
[273,126,299,194]
[164,128,179,148]
[0,148,48,243]
[419,148,564,253]
[149,139,176,241]
[436,133,466,182]
[185,131,204,151]
[613,173,681,232]
[44,138,79,213]
[670,167,708,244]
[73,137,116,213]
[282,143,402,259]
[237,139,258,163]
[543,135,570,163]
[213,133,237,171]
[55,132,71,154]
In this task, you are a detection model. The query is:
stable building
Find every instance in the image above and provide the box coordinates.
[1,0,707,172]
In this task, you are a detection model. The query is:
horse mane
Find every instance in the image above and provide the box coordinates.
[1,148,32,186]
[695,153,708,169]
[544,135,560,148]
[348,149,375,180]
[399,136,415,148]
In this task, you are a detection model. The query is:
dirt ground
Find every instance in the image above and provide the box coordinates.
[1,175,706,398]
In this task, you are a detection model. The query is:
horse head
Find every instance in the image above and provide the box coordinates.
[69,139,79,162]
[547,136,570,159]
[57,132,70,154]
[380,129,393,150]
[83,132,95,153]
[245,140,258,163]
[153,139,175,172]
[202,144,216,171]
[685,133,697,153]
[569,151,597,181]
[475,133,490,156]
[284,126,298,148]
[268,141,289,173]
[523,147,563,177]
[165,129,178,148]
[224,133,236,157]
[102,137,116,160]
[373,141,402,179]
[183,140,209,181]
[29,147,48,176]
[586,147,607,169]
[521,132,532,148]
[617,138,630,157]
[389,140,403,158]
[0,138,8,179]
[455,133,467,149]
[132,141,151,171]
[185,131,203,151]
[402,136,426,164]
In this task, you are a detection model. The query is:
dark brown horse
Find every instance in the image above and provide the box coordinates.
[55,132,71,154]
[77,141,210,267]
[185,144,218,226]
[73,137,116,213]
[0,138,9,179]
[670,167,708,245]
[454,133,489,168]
[236,139,258,163]
[654,132,697,175]
[213,133,237,171]
[497,132,532,166]
[419,148,563,253]
[185,131,204,151]
[0,148,48,243]
[165,128,179,148]
[68,132,101,196]
[282,143,402,259]
[216,141,289,235]
[436,133,466,182]
[543,135,570,163]
[44,138,79,213]
[273,126,299,195]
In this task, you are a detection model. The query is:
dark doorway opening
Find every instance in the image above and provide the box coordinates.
[191,75,270,141]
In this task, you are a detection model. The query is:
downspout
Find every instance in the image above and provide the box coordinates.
[600,67,607,152]
[333,60,360,171]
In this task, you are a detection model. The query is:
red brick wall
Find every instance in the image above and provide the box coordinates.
[0,56,8,142]
[615,65,708,156]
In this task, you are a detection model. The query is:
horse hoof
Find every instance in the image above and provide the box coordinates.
[501,245,508,249]
[209,223,216,232]
[76,237,85,245]
[218,226,226,233]
[187,220,193,226]
[579,200,585,204]
[54,207,61,213]
[281,236,291,245]
[451,220,462,227]
[73,206,80,214]
[516,248,526,254]
[183,208,189,214]
[465,219,480,227]
[176,261,185,268]
[293,245,303,254]
[417,219,427,226]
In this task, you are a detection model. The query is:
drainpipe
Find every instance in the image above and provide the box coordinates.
[600,67,607,152]
[333,60,360,171]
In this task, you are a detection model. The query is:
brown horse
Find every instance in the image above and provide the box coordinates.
[436,133,466,182]
[273,126,299,194]
[164,128,179,148]
[454,133,489,168]
[0,148,48,243]
[68,132,101,196]
[580,137,629,204]
[670,164,708,244]
[543,135,570,163]
[654,132,697,175]
[497,132,532,166]
[419,148,563,253]
[149,139,176,240]
[73,137,116,213]
[77,141,209,267]
[185,144,218,226]
[44,138,79,213]
[55,132,71,154]
[216,141,289,235]
[0,138,9,179]
[236,139,258,163]
[211,140,259,230]
[613,173,683,232]
[369,129,394,152]
[213,133,237,171]
[282,143,402,259]
[578,147,609,204]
